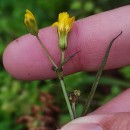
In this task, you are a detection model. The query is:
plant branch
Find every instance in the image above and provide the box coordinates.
[36,35,58,69]
[57,72,74,120]
[72,102,77,119]
[59,51,80,70]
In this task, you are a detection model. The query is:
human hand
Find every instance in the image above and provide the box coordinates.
[3,5,130,129]
[61,88,130,130]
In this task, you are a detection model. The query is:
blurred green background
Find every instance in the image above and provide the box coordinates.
[1,0,130,130]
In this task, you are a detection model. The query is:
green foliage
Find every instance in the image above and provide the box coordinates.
[120,66,130,80]
[0,0,130,130]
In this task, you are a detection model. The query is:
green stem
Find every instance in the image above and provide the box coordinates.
[36,34,74,120]
[61,51,65,63]
[57,72,74,120]
[72,102,76,119]
[36,35,58,69]
[82,31,122,115]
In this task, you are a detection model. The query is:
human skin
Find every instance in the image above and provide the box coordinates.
[3,5,130,130]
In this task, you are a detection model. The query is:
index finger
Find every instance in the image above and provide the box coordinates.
[3,6,130,80]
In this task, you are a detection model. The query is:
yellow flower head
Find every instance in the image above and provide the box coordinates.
[52,12,75,34]
[24,9,38,36]
[52,12,75,50]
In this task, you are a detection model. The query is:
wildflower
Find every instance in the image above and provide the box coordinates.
[52,12,75,51]
[24,9,38,36]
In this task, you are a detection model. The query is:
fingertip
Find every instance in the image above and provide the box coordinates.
[61,115,107,130]
[62,123,102,130]
[3,30,57,80]
[3,27,80,80]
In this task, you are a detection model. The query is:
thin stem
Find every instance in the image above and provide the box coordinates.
[61,51,65,63]
[57,72,74,120]
[36,34,74,120]
[82,31,122,116]
[59,51,80,70]
[72,102,76,119]
[36,35,58,69]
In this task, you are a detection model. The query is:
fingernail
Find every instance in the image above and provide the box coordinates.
[62,123,103,130]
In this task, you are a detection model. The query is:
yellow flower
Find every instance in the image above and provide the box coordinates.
[52,12,75,51]
[24,9,38,36]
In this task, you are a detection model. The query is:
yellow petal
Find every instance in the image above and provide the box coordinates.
[25,9,35,19]
[58,12,69,22]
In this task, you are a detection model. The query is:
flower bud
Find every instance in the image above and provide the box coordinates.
[24,9,38,36]
[68,90,81,103]
[52,12,75,51]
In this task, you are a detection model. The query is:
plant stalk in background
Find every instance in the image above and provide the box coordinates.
[82,31,122,115]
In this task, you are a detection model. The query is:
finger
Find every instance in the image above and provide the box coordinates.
[62,112,130,130]
[92,88,130,114]
[3,6,130,80]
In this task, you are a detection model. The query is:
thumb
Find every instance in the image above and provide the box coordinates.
[61,112,130,130]
[62,123,102,130]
